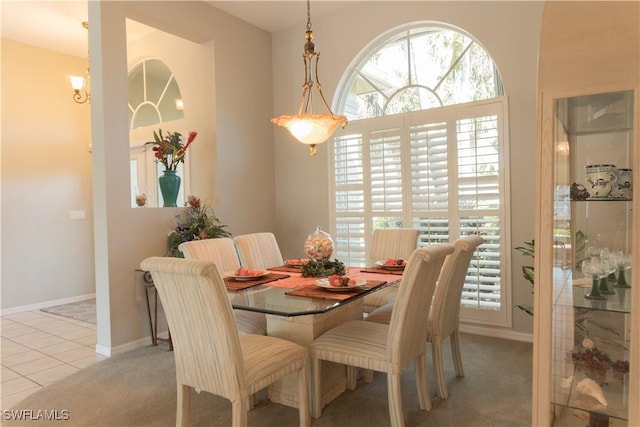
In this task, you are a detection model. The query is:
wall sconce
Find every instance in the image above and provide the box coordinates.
[271,0,347,155]
[70,21,90,104]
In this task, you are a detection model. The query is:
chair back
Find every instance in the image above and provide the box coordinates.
[430,235,485,338]
[233,232,284,269]
[386,243,454,369]
[179,237,241,273]
[369,228,419,264]
[140,257,247,400]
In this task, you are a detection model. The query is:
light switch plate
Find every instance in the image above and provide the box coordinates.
[69,210,85,220]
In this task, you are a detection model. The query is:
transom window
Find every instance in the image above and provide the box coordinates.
[340,25,503,120]
[331,24,510,326]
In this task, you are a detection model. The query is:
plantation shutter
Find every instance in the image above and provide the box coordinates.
[330,98,510,325]
[333,129,366,266]
[456,114,504,310]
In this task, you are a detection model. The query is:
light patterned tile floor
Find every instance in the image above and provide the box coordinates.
[1,310,106,409]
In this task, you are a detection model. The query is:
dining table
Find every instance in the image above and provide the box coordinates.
[223,263,404,413]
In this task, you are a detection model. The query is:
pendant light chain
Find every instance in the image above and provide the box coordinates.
[270,0,348,155]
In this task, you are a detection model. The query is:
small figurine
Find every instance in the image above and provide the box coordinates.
[570,183,590,201]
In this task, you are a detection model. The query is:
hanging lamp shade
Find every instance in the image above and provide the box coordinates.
[271,0,347,155]
[272,113,347,146]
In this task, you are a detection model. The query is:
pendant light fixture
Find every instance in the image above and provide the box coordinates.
[70,21,90,104]
[271,0,347,155]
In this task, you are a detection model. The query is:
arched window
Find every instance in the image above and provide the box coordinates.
[340,25,503,120]
[331,23,510,325]
[128,58,184,130]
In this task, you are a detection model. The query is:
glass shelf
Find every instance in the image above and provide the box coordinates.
[572,285,631,314]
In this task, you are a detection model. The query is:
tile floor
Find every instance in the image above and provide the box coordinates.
[1,310,106,409]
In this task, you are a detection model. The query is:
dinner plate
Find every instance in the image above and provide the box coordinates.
[375,260,406,270]
[315,278,367,291]
[223,269,269,281]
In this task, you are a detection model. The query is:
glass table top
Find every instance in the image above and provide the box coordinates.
[229,268,401,317]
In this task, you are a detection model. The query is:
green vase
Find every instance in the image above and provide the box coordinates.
[158,170,181,207]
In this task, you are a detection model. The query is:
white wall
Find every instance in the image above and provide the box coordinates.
[1,39,94,309]
[271,1,544,335]
[88,1,276,351]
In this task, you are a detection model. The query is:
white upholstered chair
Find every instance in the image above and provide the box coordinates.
[233,232,285,270]
[310,244,454,425]
[178,238,267,336]
[140,257,310,427]
[367,235,485,399]
[363,228,420,313]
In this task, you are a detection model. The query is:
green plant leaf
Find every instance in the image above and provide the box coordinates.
[516,304,534,316]
[522,266,534,285]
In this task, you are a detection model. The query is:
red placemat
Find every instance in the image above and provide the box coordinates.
[268,265,304,273]
[224,273,290,291]
[360,267,404,276]
[285,280,387,301]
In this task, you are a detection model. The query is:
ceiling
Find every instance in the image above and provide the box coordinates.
[0,1,354,58]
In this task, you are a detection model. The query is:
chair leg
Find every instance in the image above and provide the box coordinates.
[176,384,191,427]
[298,362,311,427]
[432,339,448,399]
[387,373,405,427]
[232,399,249,427]
[312,357,323,418]
[364,369,374,383]
[451,330,465,377]
[347,366,358,390]
[249,392,258,409]
[415,354,432,411]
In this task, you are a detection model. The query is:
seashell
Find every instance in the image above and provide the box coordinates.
[576,378,608,407]
[561,376,574,388]
[582,338,594,349]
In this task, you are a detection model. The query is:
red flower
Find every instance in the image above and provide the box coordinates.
[183,131,198,152]
[145,129,198,171]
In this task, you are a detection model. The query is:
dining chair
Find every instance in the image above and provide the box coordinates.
[310,243,454,425]
[233,232,285,270]
[363,228,420,313]
[178,238,267,336]
[140,257,310,427]
[367,234,485,399]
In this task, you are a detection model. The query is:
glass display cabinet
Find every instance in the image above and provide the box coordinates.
[548,90,634,426]
[533,4,639,426]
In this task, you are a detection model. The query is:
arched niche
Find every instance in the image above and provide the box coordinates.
[126,18,216,208]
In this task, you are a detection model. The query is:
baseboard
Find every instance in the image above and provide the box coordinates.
[0,293,96,316]
[96,332,170,357]
[460,323,533,343]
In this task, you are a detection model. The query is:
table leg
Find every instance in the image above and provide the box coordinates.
[266,300,363,413]
[143,284,173,350]
[144,285,157,346]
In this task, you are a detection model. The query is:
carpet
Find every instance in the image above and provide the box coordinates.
[4,333,533,427]
[40,299,96,324]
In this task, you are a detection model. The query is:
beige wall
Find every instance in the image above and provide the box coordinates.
[272,1,545,335]
[88,1,275,353]
[1,1,544,351]
[1,39,94,308]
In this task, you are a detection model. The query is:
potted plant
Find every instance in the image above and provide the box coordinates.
[167,195,231,257]
[515,240,535,316]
